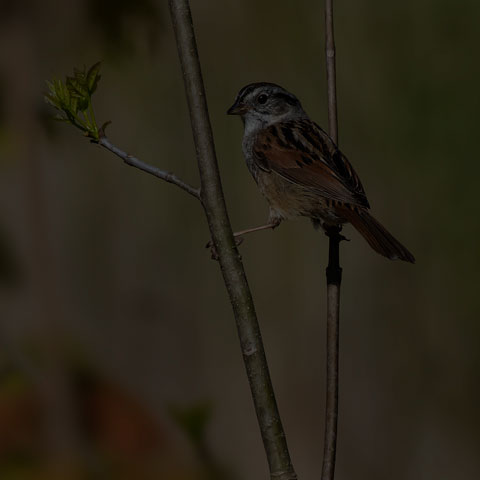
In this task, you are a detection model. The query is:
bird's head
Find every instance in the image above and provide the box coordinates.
[227,83,306,127]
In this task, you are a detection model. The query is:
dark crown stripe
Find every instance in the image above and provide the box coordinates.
[236,82,287,103]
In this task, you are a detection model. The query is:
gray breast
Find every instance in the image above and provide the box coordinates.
[242,132,261,181]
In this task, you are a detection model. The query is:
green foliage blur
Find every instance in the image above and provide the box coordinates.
[0,1,479,479]
[45,63,102,140]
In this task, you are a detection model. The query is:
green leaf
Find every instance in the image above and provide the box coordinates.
[44,94,61,110]
[73,66,87,83]
[69,95,78,114]
[44,62,103,139]
[77,96,89,112]
[66,77,88,99]
[86,62,102,94]
[46,80,55,96]
[65,110,77,124]
[57,80,70,107]
[53,114,69,123]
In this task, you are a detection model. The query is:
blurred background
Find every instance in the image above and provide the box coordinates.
[0,0,479,478]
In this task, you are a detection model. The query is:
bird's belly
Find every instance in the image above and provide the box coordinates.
[256,171,342,224]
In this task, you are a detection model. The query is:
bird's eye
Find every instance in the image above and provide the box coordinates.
[257,94,268,104]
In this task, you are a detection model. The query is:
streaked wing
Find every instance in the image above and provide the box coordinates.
[253,119,370,208]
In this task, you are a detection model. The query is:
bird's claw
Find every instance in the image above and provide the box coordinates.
[234,236,244,247]
[205,239,219,261]
[324,225,350,242]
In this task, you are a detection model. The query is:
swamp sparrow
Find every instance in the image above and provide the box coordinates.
[227,82,414,263]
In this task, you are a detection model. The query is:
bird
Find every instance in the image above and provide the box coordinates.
[227,82,415,263]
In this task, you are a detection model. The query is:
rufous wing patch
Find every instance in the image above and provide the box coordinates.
[253,120,370,209]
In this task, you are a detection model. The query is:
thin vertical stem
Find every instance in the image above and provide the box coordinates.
[325,0,338,145]
[168,1,297,478]
[322,1,341,480]
[322,227,342,480]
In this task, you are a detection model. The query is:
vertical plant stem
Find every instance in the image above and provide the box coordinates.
[88,98,97,131]
[168,1,297,478]
[325,0,338,145]
[322,1,341,480]
[322,227,341,480]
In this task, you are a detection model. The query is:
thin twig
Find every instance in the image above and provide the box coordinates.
[322,1,341,480]
[168,1,297,479]
[325,0,338,145]
[98,136,202,201]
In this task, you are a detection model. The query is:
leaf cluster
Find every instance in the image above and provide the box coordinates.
[45,62,102,140]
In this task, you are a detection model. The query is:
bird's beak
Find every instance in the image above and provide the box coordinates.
[227,101,248,115]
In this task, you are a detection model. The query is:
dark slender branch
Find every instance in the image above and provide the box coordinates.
[325,0,338,145]
[97,136,202,201]
[322,2,341,480]
[322,227,342,480]
[168,1,297,479]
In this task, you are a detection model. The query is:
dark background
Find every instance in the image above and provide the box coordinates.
[0,0,479,478]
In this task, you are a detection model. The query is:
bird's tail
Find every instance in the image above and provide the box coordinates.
[339,207,415,263]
